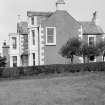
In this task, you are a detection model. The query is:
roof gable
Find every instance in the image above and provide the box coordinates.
[42,10,80,27]
[80,21,104,35]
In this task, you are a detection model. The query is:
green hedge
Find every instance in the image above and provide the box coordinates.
[0,62,105,79]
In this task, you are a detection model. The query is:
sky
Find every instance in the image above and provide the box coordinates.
[0,0,105,43]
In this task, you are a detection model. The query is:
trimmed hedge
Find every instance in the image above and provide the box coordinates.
[0,62,105,79]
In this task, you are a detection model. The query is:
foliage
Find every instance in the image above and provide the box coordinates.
[0,56,6,67]
[78,42,100,63]
[0,62,105,79]
[60,37,105,64]
[96,40,105,61]
[59,37,81,64]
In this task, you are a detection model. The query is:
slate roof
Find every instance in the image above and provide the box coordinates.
[27,10,104,35]
[17,21,28,35]
[27,11,53,17]
[80,21,104,35]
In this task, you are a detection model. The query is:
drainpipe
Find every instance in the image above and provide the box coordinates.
[38,26,40,65]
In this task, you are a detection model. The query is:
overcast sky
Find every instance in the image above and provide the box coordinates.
[0,0,105,43]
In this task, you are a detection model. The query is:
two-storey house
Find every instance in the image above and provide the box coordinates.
[8,0,104,67]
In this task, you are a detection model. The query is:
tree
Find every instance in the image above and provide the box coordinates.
[59,38,81,64]
[77,42,88,63]
[96,40,105,62]
[78,41,100,63]
[0,56,6,67]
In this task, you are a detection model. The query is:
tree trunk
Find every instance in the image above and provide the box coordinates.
[83,56,85,64]
[103,55,104,62]
[71,55,73,64]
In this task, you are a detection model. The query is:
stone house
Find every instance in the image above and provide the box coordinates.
[7,0,104,67]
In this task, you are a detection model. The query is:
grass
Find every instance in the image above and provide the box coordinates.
[0,72,105,105]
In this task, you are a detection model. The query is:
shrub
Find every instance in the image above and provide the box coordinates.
[2,67,20,78]
[0,62,105,79]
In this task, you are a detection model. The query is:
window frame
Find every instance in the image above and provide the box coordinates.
[33,53,35,66]
[88,35,96,46]
[13,56,17,67]
[46,27,56,45]
[32,30,35,45]
[31,16,34,25]
[12,37,17,49]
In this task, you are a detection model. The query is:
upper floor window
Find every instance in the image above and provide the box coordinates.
[46,27,56,45]
[88,36,96,46]
[32,30,35,45]
[31,16,34,25]
[12,37,17,49]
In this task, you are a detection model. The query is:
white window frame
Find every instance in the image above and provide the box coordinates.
[46,27,56,45]
[32,30,35,45]
[88,35,96,62]
[88,35,96,46]
[12,37,17,49]
[13,56,17,67]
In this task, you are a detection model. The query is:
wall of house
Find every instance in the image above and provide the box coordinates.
[83,34,103,62]
[9,33,21,67]
[42,11,81,65]
[28,27,39,66]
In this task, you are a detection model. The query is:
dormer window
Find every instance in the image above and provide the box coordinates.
[46,27,56,45]
[31,16,34,25]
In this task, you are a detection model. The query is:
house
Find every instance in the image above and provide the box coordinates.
[9,21,28,67]
[80,11,104,63]
[8,0,104,67]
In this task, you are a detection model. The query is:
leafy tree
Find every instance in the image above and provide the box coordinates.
[96,40,105,62]
[60,37,104,64]
[77,42,88,63]
[60,38,81,64]
[0,56,6,67]
[86,46,99,63]
[78,41,100,63]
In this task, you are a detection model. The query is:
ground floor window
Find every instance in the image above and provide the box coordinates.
[13,56,17,67]
[21,55,28,66]
[89,55,96,62]
[33,53,35,66]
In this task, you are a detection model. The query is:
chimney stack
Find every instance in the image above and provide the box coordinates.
[56,0,66,11]
[92,11,99,25]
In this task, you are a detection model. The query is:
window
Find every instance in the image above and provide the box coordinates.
[88,36,96,46]
[13,56,17,67]
[46,27,56,45]
[89,55,95,61]
[33,53,35,66]
[31,16,34,25]
[32,30,35,45]
[12,37,17,49]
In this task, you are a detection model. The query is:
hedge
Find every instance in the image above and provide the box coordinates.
[0,62,105,79]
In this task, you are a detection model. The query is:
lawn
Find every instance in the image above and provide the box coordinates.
[0,72,105,105]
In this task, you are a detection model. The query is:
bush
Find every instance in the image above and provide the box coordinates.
[0,62,105,79]
[2,67,20,78]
